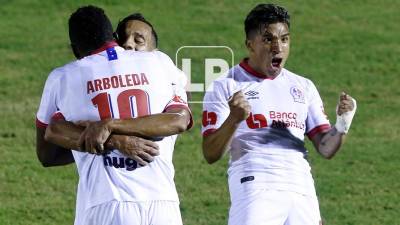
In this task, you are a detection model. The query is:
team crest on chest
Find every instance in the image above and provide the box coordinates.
[290,86,305,103]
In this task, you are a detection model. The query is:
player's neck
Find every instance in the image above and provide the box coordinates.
[90,41,119,55]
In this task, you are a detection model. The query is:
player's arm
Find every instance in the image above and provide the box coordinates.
[46,107,191,158]
[310,92,357,159]
[45,117,161,166]
[36,126,75,167]
[202,91,250,164]
[76,107,191,152]
[35,70,76,167]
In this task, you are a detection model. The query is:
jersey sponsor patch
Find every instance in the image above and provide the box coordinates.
[103,153,138,171]
[202,111,217,127]
[106,47,118,61]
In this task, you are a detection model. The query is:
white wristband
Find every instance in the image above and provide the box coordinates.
[335,98,357,134]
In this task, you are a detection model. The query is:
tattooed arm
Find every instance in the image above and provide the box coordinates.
[310,92,356,159]
[311,128,345,159]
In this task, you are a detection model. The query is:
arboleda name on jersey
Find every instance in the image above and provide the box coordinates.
[103,153,138,171]
[87,73,149,94]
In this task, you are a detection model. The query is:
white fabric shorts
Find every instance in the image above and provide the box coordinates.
[78,200,183,225]
[228,189,321,225]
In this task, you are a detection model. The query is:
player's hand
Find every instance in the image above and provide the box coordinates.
[228,91,251,123]
[335,92,357,134]
[337,92,355,115]
[77,120,112,154]
[116,136,160,166]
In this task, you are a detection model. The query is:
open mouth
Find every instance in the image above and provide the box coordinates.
[271,58,282,68]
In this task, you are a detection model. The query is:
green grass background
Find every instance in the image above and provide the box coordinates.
[1,0,399,224]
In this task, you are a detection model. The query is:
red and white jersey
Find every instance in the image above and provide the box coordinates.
[36,44,191,220]
[202,59,330,198]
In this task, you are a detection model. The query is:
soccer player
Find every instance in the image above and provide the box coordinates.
[201,4,357,225]
[36,5,191,225]
[36,13,165,167]
[114,13,158,51]
[113,12,188,91]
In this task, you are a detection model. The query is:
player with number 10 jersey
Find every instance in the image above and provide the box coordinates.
[36,45,191,224]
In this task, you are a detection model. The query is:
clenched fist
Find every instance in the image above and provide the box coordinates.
[337,92,355,115]
[77,120,112,154]
[228,91,251,123]
[335,92,357,134]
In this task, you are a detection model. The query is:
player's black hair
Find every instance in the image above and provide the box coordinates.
[69,5,114,58]
[114,13,158,48]
[244,3,290,39]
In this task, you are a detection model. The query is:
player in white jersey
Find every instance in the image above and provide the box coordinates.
[36,12,173,168]
[114,12,188,90]
[202,4,357,225]
[36,6,191,225]
[114,13,158,52]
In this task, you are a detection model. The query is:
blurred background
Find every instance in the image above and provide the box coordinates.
[0,0,399,224]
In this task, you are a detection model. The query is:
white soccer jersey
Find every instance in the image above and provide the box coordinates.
[202,59,330,199]
[36,44,191,224]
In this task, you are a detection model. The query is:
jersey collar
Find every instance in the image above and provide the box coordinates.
[90,41,119,55]
[239,58,281,80]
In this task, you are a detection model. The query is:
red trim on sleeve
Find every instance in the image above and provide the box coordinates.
[239,58,277,80]
[36,118,48,129]
[90,41,119,55]
[163,104,194,130]
[51,112,65,121]
[307,124,331,139]
[203,128,217,137]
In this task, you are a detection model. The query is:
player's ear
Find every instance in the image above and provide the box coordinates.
[113,32,119,43]
[245,39,254,53]
[70,43,82,59]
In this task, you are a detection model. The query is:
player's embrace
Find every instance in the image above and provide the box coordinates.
[201,3,357,225]
[36,5,191,225]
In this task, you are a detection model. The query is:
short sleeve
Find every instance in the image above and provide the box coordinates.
[156,50,188,90]
[36,69,62,128]
[201,79,231,136]
[158,51,193,129]
[305,80,331,139]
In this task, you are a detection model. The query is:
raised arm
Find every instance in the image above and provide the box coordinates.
[202,91,250,164]
[310,92,357,159]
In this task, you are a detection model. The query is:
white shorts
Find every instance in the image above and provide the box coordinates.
[78,200,183,225]
[228,189,321,225]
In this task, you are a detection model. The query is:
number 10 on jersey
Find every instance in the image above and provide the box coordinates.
[91,89,150,120]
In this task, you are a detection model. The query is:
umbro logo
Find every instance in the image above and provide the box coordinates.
[244,90,258,96]
[244,90,259,100]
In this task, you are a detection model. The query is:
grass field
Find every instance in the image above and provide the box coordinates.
[1,0,399,224]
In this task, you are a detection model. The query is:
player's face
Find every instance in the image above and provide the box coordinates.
[122,20,155,51]
[246,22,290,77]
